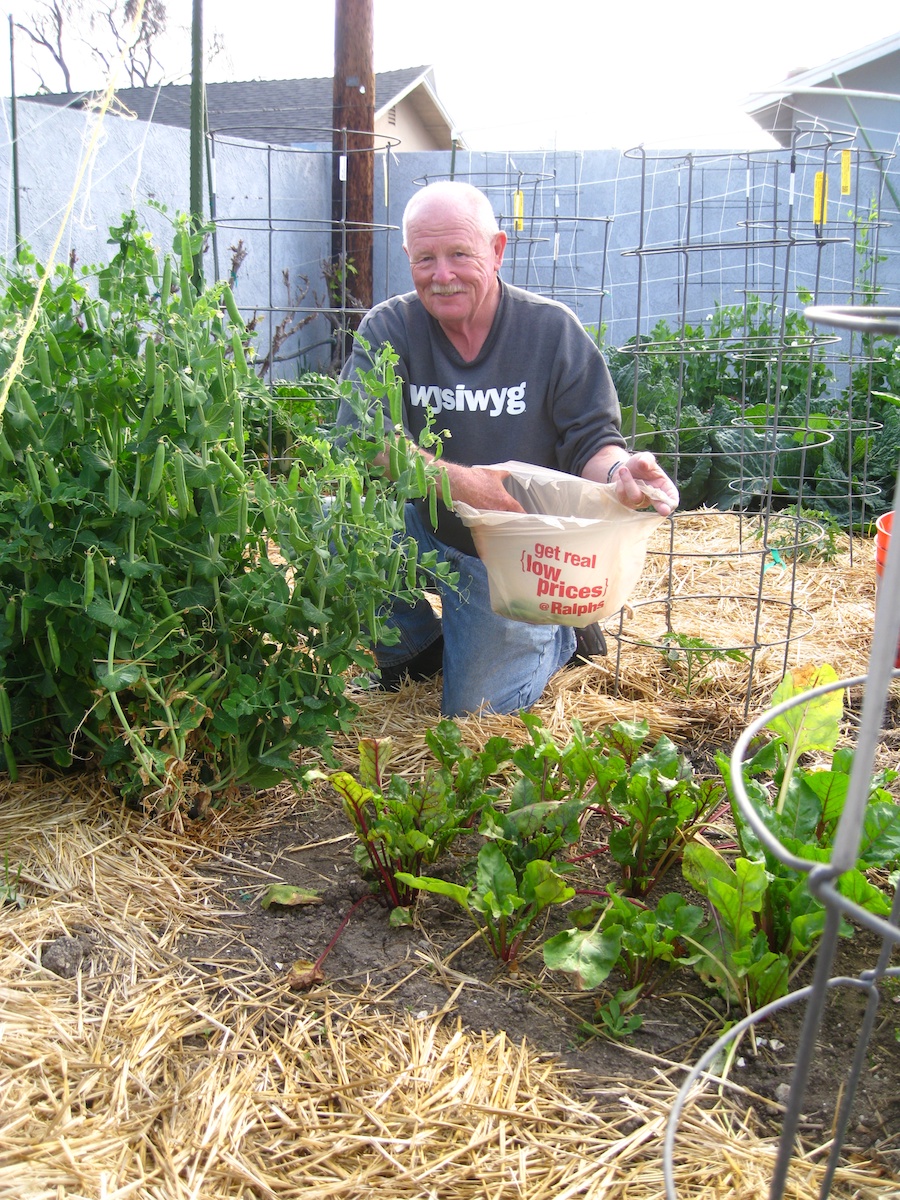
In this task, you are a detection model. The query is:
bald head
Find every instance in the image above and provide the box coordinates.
[402,182,500,249]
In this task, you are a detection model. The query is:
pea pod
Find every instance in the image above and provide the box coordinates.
[14,382,41,428]
[231,331,248,376]
[406,539,418,590]
[0,684,12,739]
[179,262,194,306]
[83,551,95,608]
[366,596,379,641]
[107,465,120,513]
[349,482,363,524]
[71,393,85,435]
[36,341,53,389]
[0,429,15,462]
[440,466,453,511]
[4,597,16,635]
[137,393,156,441]
[213,443,246,484]
[232,393,245,454]
[428,483,438,530]
[172,375,186,428]
[173,450,191,517]
[94,551,111,599]
[223,283,245,330]
[414,453,428,496]
[388,369,402,428]
[147,438,167,498]
[388,437,400,480]
[151,370,166,418]
[332,516,347,557]
[24,450,43,499]
[160,256,173,306]
[41,454,59,491]
[174,446,194,511]
[46,329,65,368]
[237,490,248,541]
[386,546,402,592]
[46,619,61,670]
[254,475,278,530]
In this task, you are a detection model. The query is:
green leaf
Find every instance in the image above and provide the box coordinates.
[859,802,900,867]
[260,884,323,909]
[358,736,393,789]
[768,664,843,756]
[520,858,576,908]
[394,872,471,908]
[96,663,143,692]
[472,842,521,919]
[543,924,623,990]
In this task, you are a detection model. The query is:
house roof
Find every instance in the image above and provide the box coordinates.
[744,33,900,145]
[24,65,463,148]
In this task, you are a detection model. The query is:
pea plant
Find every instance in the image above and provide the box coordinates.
[0,211,449,808]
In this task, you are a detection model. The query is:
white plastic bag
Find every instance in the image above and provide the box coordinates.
[454,461,668,628]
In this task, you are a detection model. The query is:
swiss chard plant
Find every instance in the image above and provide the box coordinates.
[321,722,506,916]
[689,664,898,1013]
[600,721,725,897]
[0,211,449,806]
[398,840,576,967]
[543,888,705,1035]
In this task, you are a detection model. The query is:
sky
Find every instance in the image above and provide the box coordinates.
[6,0,900,151]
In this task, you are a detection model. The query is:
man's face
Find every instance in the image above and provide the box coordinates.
[404,199,506,330]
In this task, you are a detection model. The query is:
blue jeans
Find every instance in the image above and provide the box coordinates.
[376,503,575,717]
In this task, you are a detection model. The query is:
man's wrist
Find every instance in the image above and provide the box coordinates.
[606,459,627,484]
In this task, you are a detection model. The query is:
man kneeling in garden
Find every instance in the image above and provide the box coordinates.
[338,181,678,717]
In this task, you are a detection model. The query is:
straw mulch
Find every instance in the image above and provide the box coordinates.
[1,525,897,1199]
[0,775,895,1200]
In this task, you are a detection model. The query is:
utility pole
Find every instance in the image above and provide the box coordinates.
[331,0,374,360]
[189,0,204,288]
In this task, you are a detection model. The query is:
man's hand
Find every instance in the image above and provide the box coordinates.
[611,452,679,516]
[582,448,679,517]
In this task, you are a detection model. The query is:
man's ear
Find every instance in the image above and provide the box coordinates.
[492,230,508,270]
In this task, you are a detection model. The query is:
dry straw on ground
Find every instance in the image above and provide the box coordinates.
[0,778,894,1199]
[0,526,897,1198]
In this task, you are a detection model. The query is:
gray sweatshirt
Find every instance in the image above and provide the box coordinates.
[338,280,626,556]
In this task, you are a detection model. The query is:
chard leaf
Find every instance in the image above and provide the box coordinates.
[543,924,623,990]
[858,802,900,867]
[395,872,470,908]
[260,884,322,909]
[520,859,576,909]
[472,842,521,918]
[358,736,393,789]
[836,869,892,915]
[768,664,843,756]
